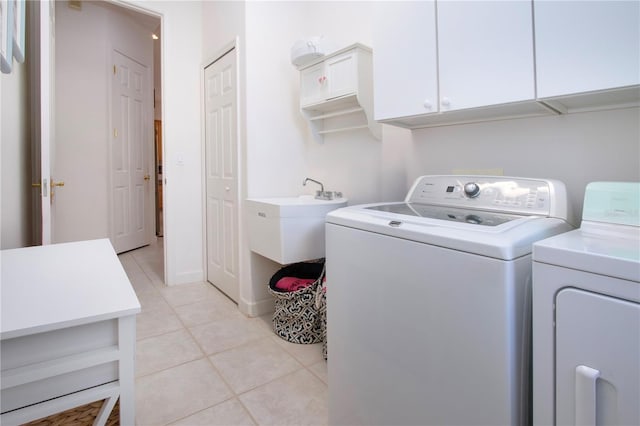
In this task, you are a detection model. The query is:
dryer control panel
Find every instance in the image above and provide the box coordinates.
[406,175,569,220]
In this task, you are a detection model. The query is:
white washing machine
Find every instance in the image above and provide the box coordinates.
[532,182,640,426]
[325,175,573,426]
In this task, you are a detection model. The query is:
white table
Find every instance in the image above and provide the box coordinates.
[1,239,141,426]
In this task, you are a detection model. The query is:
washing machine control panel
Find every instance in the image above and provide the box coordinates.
[406,175,568,219]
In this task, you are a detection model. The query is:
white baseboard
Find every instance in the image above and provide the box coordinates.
[239,296,274,318]
[167,269,204,286]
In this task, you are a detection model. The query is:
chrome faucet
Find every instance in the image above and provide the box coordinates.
[303,178,342,200]
[303,177,324,193]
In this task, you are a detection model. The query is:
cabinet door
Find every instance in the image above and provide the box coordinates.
[437,0,535,111]
[300,62,326,107]
[555,289,640,425]
[373,1,438,120]
[535,1,640,99]
[325,50,358,100]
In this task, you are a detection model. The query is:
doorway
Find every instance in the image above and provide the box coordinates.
[34,1,163,259]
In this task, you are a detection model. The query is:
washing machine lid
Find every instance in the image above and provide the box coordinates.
[367,203,522,226]
[326,202,573,260]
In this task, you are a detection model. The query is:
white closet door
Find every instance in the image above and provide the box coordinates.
[204,48,239,302]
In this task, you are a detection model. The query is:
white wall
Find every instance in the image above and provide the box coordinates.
[408,107,640,225]
[0,60,31,249]
[244,1,394,203]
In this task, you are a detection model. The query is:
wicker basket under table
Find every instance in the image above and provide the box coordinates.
[22,399,120,426]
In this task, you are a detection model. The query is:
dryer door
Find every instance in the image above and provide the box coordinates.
[555,288,640,425]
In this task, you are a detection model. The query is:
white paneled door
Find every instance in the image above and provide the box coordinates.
[204,48,239,302]
[111,50,153,253]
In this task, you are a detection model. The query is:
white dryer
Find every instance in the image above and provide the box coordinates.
[532,182,640,425]
[325,175,573,425]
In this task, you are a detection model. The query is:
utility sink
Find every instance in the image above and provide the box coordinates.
[247,195,348,264]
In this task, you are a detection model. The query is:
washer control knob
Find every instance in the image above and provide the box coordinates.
[464,182,481,198]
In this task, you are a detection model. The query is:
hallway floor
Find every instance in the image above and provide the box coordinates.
[118,239,328,425]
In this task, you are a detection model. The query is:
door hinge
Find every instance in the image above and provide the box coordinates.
[113,64,116,75]
[114,128,118,138]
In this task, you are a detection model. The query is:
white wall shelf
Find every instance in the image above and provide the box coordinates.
[299,44,381,142]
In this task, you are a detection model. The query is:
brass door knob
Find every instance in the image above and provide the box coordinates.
[52,181,65,187]
[144,174,151,181]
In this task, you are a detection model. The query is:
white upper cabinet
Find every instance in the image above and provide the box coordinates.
[300,50,359,108]
[324,51,359,101]
[299,44,381,141]
[534,0,640,108]
[437,0,535,111]
[373,1,639,129]
[373,1,438,120]
[374,0,545,127]
[300,63,327,107]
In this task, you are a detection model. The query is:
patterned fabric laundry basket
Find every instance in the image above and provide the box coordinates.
[315,276,328,360]
[268,260,325,344]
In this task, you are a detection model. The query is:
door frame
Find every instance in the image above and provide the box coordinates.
[201,38,243,302]
[29,0,54,245]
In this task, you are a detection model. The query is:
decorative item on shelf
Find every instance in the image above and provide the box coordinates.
[290,36,337,69]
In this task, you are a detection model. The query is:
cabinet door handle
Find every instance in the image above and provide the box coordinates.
[575,365,600,426]
[423,99,432,110]
[318,76,327,84]
[441,97,451,108]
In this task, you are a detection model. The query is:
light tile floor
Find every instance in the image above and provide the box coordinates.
[118,238,328,426]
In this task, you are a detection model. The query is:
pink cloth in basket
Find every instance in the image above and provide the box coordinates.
[275,276,316,292]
